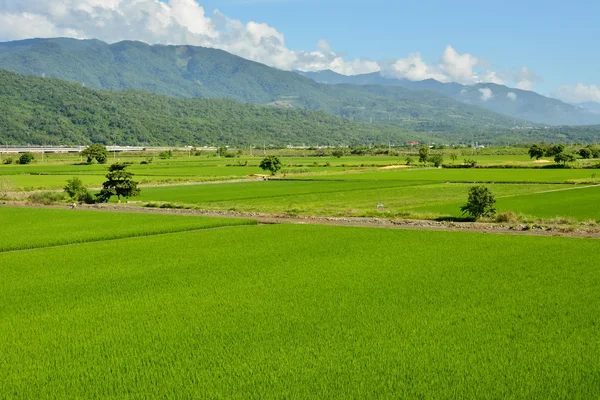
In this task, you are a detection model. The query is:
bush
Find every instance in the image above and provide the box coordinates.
[29,191,67,205]
[159,150,173,159]
[496,212,518,223]
[3,157,14,165]
[429,154,444,167]
[18,152,35,164]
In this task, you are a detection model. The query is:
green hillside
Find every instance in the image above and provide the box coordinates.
[0,38,531,134]
[0,70,412,146]
[1,70,598,146]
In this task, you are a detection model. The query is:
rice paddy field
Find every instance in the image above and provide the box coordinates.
[1,214,599,398]
[136,180,580,219]
[0,207,256,252]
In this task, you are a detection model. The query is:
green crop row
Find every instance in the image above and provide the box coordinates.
[0,207,256,252]
[1,224,599,397]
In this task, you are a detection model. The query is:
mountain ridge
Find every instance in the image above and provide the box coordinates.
[0,37,532,135]
[299,70,600,126]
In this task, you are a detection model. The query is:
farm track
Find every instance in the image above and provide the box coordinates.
[3,202,599,239]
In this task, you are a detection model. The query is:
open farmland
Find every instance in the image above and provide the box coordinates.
[135,180,572,219]
[409,185,600,222]
[1,220,599,397]
[0,207,256,252]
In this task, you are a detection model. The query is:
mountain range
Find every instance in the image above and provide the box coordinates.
[0,37,599,146]
[0,38,530,134]
[299,70,600,126]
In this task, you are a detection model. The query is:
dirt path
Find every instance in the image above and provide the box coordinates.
[3,202,599,239]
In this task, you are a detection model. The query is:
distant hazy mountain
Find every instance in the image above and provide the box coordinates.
[300,70,600,126]
[576,102,600,114]
[0,37,531,137]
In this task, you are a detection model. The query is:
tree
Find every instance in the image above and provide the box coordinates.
[528,144,546,160]
[159,150,173,159]
[405,156,414,166]
[450,153,458,163]
[578,148,592,159]
[554,152,576,165]
[429,154,444,167]
[259,155,282,175]
[545,144,565,157]
[64,177,87,199]
[64,177,95,203]
[18,152,34,164]
[81,144,109,164]
[97,163,140,202]
[460,186,496,220]
[418,146,429,164]
[331,149,344,158]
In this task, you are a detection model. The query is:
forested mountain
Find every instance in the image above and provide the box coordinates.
[300,70,600,126]
[0,38,530,134]
[1,71,599,146]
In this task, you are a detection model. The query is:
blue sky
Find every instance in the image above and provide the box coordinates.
[0,0,598,102]
[198,0,599,96]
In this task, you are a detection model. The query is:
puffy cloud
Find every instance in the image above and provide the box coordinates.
[382,45,510,86]
[479,87,493,101]
[554,83,600,104]
[0,0,379,75]
[0,1,535,85]
[507,92,517,101]
[514,66,539,91]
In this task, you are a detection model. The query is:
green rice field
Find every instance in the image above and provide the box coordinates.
[0,207,256,252]
[1,217,599,397]
[136,180,575,219]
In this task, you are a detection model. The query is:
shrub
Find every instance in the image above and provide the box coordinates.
[3,157,14,165]
[159,150,173,159]
[29,191,67,205]
[429,154,444,167]
[18,152,35,164]
[496,212,518,223]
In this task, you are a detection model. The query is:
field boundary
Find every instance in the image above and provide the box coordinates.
[3,202,599,239]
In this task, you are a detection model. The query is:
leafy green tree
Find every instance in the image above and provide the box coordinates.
[64,177,87,198]
[461,186,497,220]
[528,144,546,160]
[545,144,565,157]
[554,152,576,165]
[97,163,140,202]
[450,153,458,163]
[587,145,600,158]
[159,150,173,159]
[18,152,34,164]
[81,144,109,164]
[405,156,414,166]
[418,146,429,164]
[578,148,592,159]
[331,149,344,158]
[429,154,444,167]
[259,155,283,175]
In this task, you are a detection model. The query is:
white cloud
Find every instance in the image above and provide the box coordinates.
[479,87,493,101]
[0,1,536,85]
[514,66,538,91]
[507,92,517,101]
[381,45,510,86]
[555,83,600,104]
[0,0,379,75]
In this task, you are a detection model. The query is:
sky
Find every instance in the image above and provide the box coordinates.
[0,0,598,104]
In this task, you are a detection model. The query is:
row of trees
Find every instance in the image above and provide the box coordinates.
[528,143,599,165]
